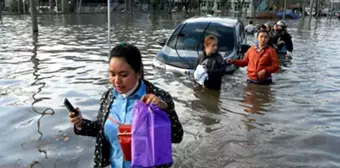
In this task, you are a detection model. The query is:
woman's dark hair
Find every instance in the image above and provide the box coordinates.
[259,24,267,30]
[109,43,144,79]
[257,30,270,37]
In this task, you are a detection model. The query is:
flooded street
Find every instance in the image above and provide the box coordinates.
[1,13,340,168]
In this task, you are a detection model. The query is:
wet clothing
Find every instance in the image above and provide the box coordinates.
[194,52,227,90]
[74,80,184,168]
[247,78,273,85]
[232,45,279,84]
[271,30,293,52]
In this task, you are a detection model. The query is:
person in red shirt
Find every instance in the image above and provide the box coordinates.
[227,30,280,85]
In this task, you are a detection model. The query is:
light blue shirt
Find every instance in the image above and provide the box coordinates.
[104,81,146,168]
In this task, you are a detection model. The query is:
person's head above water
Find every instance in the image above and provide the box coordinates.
[264,23,272,32]
[256,30,270,47]
[259,24,267,31]
[273,24,279,31]
[109,43,144,94]
[274,20,287,31]
[203,35,218,56]
[266,25,272,32]
[276,20,287,28]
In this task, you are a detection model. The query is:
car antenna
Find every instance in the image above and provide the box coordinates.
[174,23,194,68]
[196,22,212,59]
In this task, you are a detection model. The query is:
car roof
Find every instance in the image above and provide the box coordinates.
[182,16,240,27]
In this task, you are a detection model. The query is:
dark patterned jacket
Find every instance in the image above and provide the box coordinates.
[73,80,184,168]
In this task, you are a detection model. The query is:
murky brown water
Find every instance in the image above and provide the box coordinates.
[1,13,340,168]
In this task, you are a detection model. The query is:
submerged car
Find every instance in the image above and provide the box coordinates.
[153,16,251,75]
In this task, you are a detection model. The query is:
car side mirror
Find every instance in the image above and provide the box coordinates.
[239,44,251,53]
[156,38,167,46]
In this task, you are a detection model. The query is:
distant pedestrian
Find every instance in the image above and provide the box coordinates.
[245,20,256,35]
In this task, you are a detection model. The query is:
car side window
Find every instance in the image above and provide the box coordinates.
[167,23,185,48]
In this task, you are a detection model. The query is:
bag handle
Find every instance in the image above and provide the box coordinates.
[108,116,121,125]
[148,106,153,113]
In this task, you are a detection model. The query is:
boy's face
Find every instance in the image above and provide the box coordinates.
[257,32,269,46]
[205,40,218,56]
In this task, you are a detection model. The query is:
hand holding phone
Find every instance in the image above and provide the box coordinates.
[65,98,83,129]
[64,98,78,115]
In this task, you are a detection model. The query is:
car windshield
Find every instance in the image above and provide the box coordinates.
[167,22,235,51]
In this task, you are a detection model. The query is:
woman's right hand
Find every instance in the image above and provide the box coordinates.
[69,108,83,129]
[226,58,233,64]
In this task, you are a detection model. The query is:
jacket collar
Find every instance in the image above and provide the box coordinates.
[254,42,268,53]
[203,51,219,57]
[112,80,146,98]
[101,80,154,127]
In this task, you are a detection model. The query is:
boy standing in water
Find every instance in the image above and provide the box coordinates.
[227,30,279,85]
[194,35,227,90]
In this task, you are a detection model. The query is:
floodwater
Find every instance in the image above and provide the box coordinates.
[1,13,340,168]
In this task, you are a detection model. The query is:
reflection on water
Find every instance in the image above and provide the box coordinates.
[192,89,221,134]
[1,13,340,167]
[192,89,220,113]
[241,84,274,115]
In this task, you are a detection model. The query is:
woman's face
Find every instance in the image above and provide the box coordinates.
[109,57,140,94]
[204,40,218,56]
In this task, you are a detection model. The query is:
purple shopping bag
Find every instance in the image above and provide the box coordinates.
[131,101,172,168]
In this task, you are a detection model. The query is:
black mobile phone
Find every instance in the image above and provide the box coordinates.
[64,98,78,115]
